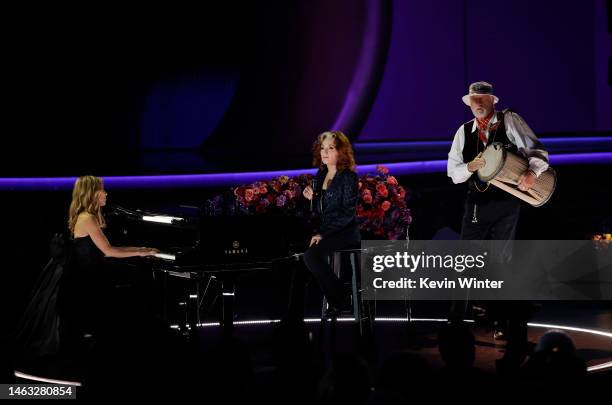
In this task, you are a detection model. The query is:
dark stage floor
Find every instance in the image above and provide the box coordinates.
[10,302,612,399]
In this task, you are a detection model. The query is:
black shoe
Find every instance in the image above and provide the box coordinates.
[326,294,354,319]
[493,321,508,341]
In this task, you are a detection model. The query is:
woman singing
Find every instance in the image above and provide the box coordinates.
[301,131,360,317]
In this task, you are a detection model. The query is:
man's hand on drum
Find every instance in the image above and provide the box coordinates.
[467,155,486,173]
[518,170,537,191]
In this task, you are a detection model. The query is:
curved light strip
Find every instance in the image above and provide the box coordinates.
[13,370,82,386]
[1,152,611,190]
[527,322,612,339]
[527,322,612,373]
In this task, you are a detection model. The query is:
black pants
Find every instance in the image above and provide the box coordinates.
[460,197,521,240]
[285,224,360,320]
[455,195,528,362]
[451,195,520,319]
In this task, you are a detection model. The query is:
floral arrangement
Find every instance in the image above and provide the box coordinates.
[356,165,412,240]
[232,174,311,215]
[205,174,312,217]
[206,166,412,240]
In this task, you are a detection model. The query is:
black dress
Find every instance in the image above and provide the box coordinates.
[14,233,70,360]
[57,235,106,349]
[14,233,106,362]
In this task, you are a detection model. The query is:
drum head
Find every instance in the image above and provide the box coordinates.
[477,143,505,182]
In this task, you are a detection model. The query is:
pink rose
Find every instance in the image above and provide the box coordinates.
[387,176,398,186]
[381,201,391,211]
[245,189,254,202]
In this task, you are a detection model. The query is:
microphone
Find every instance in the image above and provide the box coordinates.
[107,204,140,218]
[310,178,318,212]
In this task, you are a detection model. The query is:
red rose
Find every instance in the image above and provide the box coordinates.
[387,176,398,186]
[377,165,389,175]
[363,193,373,204]
[245,189,254,202]
[376,184,389,198]
[381,200,391,211]
[259,186,268,194]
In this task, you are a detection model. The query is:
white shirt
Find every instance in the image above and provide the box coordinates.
[447,110,549,184]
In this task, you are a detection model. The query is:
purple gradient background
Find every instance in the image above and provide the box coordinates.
[360,0,610,140]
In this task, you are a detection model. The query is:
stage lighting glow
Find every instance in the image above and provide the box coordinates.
[154,253,176,261]
[142,215,184,224]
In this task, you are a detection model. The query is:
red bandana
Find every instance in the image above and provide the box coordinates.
[475,111,499,145]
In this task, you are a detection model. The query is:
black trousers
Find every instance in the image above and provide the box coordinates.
[451,194,520,321]
[285,224,360,320]
[460,197,521,241]
[454,195,528,363]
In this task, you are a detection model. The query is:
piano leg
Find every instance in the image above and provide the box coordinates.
[220,278,235,339]
[162,270,168,322]
[187,279,200,332]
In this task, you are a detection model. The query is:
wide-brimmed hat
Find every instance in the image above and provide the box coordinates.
[462,81,499,106]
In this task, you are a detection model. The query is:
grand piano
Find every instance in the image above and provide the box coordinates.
[104,204,310,337]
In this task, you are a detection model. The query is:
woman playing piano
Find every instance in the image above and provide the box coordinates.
[300,131,360,318]
[58,175,157,353]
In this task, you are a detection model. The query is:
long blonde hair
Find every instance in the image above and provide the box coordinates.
[68,175,105,236]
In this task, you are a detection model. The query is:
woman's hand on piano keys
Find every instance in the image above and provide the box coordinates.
[137,247,160,257]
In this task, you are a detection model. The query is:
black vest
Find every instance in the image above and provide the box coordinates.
[462,109,517,203]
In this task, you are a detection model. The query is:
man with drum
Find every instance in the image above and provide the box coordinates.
[446,81,549,372]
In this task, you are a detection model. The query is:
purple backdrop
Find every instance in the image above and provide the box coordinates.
[359,0,610,141]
